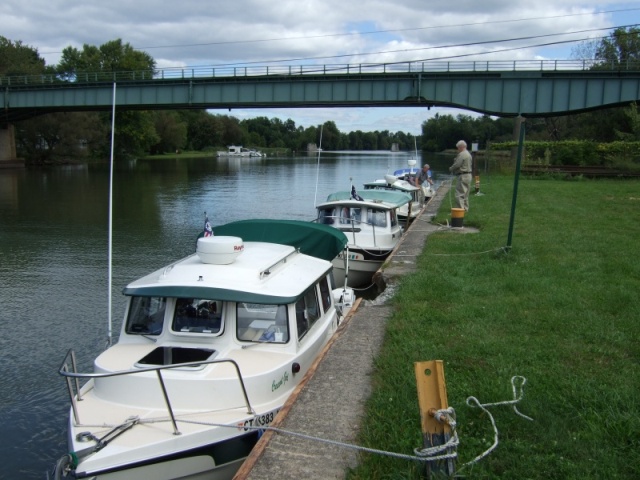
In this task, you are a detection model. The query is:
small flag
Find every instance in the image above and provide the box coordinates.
[351,185,363,201]
[204,214,213,237]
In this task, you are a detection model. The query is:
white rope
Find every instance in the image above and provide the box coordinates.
[413,407,460,462]
[427,246,508,256]
[458,375,533,470]
[73,376,532,471]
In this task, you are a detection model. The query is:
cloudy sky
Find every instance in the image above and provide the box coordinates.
[3,1,639,133]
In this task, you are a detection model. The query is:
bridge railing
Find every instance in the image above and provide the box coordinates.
[2,59,640,87]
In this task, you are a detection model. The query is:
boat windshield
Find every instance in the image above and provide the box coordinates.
[237,303,290,343]
[338,207,362,225]
[126,296,166,335]
[172,298,223,334]
[317,207,335,225]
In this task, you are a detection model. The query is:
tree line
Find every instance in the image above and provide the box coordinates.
[1,27,639,164]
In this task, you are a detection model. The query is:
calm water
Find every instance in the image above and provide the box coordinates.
[0,151,453,479]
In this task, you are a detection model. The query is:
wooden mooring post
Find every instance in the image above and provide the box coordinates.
[414,360,456,479]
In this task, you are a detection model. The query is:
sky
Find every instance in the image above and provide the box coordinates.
[3,1,640,134]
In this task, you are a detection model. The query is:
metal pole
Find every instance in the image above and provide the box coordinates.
[506,117,525,250]
[156,370,181,436]
[107,83,116,346]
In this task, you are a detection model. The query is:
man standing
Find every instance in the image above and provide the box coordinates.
[449,140,473,211]
[414,164,434,187]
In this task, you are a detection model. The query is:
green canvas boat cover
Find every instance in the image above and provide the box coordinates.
[212,219,348,262]
[324,189,411,207]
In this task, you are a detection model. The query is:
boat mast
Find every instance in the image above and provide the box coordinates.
[313,124,323,208]
[107,83,116,346]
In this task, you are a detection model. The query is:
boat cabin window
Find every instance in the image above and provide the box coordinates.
[338,207,354,224]
[350,207,361,224]
[237,304,290,343]
[172,298,223,334]
[296,287,320,340]
[319,276,332,313]
[126,296,166,335]
[317,207,335,225]
[390,208,398,227]
[367,208,387,227]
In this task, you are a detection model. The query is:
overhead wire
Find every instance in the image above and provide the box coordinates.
[180,24,638,70]
[133,7,640,50]
[39,8,640,62]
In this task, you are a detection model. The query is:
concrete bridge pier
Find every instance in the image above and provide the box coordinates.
[0,124,23,168]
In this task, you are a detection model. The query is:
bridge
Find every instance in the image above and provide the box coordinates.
[2,59,640,163]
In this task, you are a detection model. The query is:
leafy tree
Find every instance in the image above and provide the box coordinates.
[179,110,224,150]
[55,39,158,158]
[218,115,245,146]
[421,113,516,151]
[0,36,46,76]
[615,102,640,141]
[297,126,320,152]
[319,121,341,150]
[16,112,107,164]
[596,27,640,68]
[150,111,187,154]
[106,110,158,157]
[57,38,156,81]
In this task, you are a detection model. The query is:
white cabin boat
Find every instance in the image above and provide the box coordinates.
[363,175,424,222]
[315,189,411,288]
[392,156,435,200]
[216,146,263,157]
[50,220,352,480]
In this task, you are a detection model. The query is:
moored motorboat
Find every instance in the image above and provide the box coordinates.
[363,175,424,222]
[50,220,352,480]
[216,146,263,157]
[315,187,411,288]
[392,161,435,201]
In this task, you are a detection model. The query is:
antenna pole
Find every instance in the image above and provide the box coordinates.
[107,83,116,346]
[313,125,323,208]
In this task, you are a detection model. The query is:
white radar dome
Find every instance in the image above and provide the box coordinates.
[197,236,244,264]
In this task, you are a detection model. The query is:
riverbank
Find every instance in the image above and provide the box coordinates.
[238,175,639,479]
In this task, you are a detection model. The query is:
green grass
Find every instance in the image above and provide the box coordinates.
[348,176,640,479]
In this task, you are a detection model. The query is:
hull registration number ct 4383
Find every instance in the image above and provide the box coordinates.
[239,408,280,431]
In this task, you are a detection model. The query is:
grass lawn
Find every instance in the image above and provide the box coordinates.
[348,175,640,479]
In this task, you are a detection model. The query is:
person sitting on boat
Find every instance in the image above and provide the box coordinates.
[414,164,433,187]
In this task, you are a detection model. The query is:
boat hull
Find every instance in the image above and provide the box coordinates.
[331,249,391,288]
[70,431,257,479]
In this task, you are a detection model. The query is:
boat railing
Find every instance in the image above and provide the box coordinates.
[58,349,254,436]
[259,248,299,279]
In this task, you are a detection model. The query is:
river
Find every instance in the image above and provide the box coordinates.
[0,151,453,479]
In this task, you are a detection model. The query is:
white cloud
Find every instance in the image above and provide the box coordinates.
[2,0,638,132]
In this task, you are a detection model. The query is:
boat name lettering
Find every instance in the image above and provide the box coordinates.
[234,245,244,252]
[271,371,289,392]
